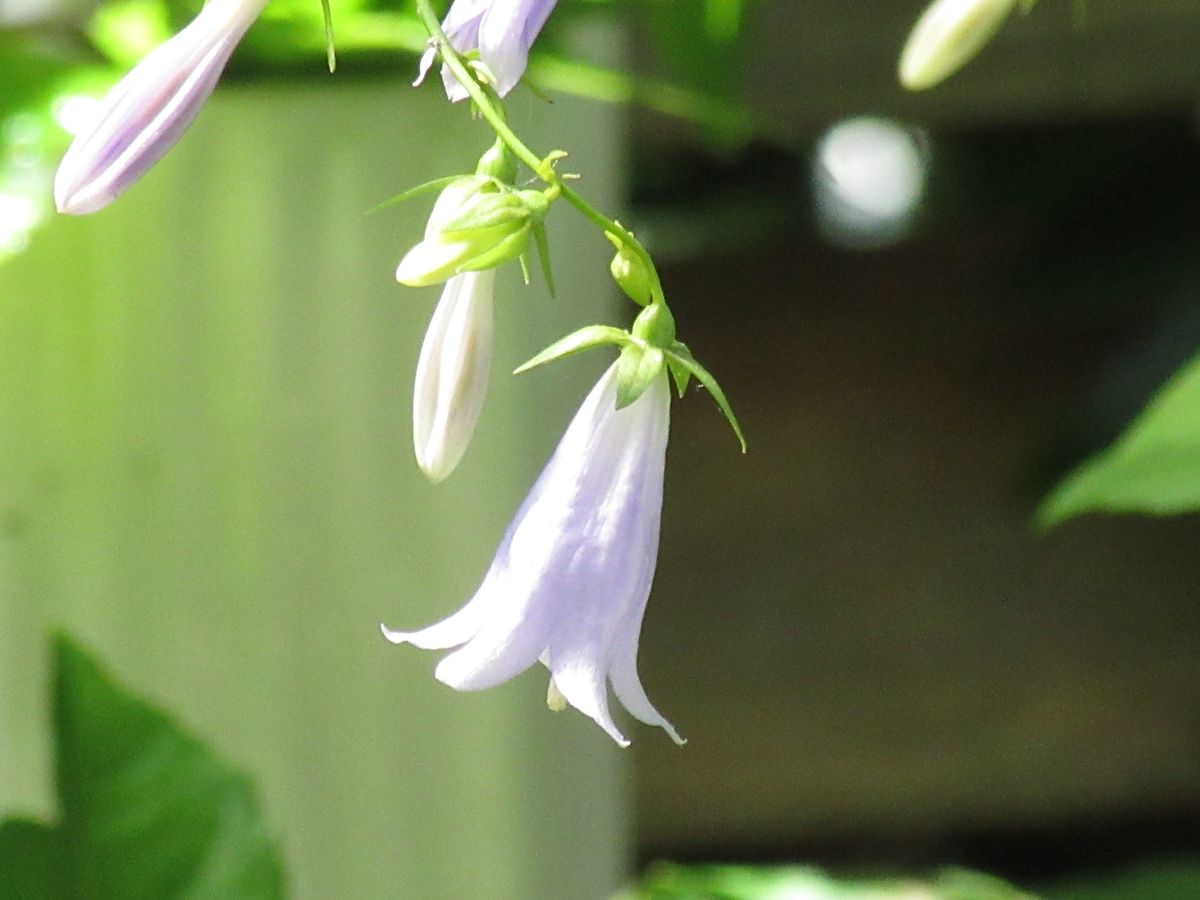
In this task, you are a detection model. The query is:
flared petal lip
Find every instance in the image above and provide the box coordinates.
[382,366,681,745]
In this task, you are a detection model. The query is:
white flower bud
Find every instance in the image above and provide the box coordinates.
[898,0,1021,91]
[412,270,496,482]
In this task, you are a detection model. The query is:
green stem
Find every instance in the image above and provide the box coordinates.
[414,0,668,306]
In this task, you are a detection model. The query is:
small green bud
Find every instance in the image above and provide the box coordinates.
[609,243,654,306]
[475,139,518,184]
[898,0,1021,91]
[631,303,676,349]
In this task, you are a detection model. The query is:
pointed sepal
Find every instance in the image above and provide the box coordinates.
[666,347,693,398]
[367,176,464,216]
[615,344,666,410]
[533,222,555,298]
[514,325,633,376]
[665,342,746,452]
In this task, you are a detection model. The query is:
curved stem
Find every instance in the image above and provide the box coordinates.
[415,0,667,306]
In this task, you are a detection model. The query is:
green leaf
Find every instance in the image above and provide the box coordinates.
[53,635,286,900]
[615,344,665,409]
[513,325,632,375]
[631,863,1037,899]
[0,820,60,900]
[666,343,747,452]
[320,0,337,72]
[1039,352,1200,526]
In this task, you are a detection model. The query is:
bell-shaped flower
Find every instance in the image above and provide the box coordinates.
[54,0,269,215]
[418,0,559,101]
[395,186,549,287]
[382,362,683,746]
[898,0,1022,91]
[413,269,496,482]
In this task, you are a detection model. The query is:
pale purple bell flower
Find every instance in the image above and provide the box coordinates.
[417,0,559,101]
[413,270,496,482]
[383,362,683,746]
[54,0,270,215]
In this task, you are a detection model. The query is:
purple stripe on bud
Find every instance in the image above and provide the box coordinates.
[54,0,269,215]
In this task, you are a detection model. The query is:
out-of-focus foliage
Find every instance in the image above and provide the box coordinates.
[0,0,758,265]
[0,636,285,899]
[622,864,1039,900]
[625,861,1200,900]
[1050,860,1200,900]
[1040,350,1200,526]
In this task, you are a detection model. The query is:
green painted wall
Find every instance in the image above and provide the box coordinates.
[0,79,630,899]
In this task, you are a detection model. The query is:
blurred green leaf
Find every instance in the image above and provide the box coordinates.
[0,636,286,899]
[0,820,60,900]
[1040,351,1200,526]
[1047,860,1200,900]
[625,863,1038,900]
[53,635,286,899]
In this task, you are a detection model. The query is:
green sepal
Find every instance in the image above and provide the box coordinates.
[514,325,633,375]
[616,344,666,409]
[666,343,693,397]
[666,341,747,452]
[366,176,464,216]
[320,0,336,72]
[533,222,555,298]
[454,223,532,274]
[518,252,532,286]
[439,191,533,233]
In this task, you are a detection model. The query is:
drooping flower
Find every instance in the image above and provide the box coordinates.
[413,270,495,482]
[898,0,1021,91]
[382,362,683,746]
[418,0,559,101]
[54,0,270,215]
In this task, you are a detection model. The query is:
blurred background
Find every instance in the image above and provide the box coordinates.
[2,0,1200,898]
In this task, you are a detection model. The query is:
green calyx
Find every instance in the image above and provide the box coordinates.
[395,183,555,287]
[514,314,747,451]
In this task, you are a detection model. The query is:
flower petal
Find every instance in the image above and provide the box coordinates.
[609,637,684,745]
[550,661,629,747]
[478,0,557,97]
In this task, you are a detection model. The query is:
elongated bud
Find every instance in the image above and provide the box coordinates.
[898,0,1020,91]
[609,241,654,307]
[396,188,551,287]
[54,0,269,214]
[413,270,495,482]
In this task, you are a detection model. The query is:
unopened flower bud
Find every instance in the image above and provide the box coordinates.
[632,303,676,349]
[396,188,550,287]
[609,242,654,307]
[413,270,495,482]
[54,0,269,214]
[898,0,1020,91]
[475,140,518,185]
